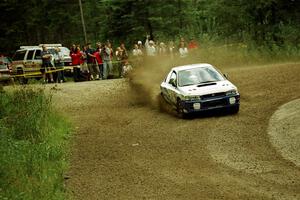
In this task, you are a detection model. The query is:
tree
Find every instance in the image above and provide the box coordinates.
[0,0,299,54]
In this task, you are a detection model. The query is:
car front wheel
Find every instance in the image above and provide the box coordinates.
[176,99,188,118]
[230,105,240,114]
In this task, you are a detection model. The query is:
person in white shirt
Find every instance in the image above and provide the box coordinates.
[132,44,143,67]
[145,35,156,56]
[132,44,143,56]
[179,41,188,58]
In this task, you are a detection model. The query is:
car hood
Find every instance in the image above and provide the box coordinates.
[178,80,237,96]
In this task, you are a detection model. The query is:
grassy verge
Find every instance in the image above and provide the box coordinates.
[0,87,71,200]
[196,42,300,68]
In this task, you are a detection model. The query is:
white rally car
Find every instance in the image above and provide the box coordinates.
[160,63,240,117]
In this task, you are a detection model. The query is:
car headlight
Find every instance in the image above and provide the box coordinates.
[226,90,238,96]
[183,95,201,101]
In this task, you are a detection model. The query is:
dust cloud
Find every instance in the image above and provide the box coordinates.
[128,53,203,110]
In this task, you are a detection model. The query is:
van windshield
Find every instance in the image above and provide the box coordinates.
[13,51,26,61]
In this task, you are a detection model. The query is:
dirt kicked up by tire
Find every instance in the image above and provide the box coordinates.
[51,62,300,200]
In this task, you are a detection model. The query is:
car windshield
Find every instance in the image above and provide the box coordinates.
[178,66,225,87]
[12,51,26,61]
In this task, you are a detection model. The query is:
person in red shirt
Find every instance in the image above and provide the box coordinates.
[93,48,103,79]
[70,46,82,81]
[70,46,82,66]
[188,38,199,50]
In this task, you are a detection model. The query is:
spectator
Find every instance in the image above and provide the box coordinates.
[188,38,199,50]
[179,41,188,58]
[70,46,82,66]
[115,47,124,77]
[120,43,128,55]
[122,60,133,78]
[180,37,185,43]
[93,47,103,79]
[132,43,143,67]
[101,42,113,79]
[96,42,101,51]
[132,43,142,56]
[41,45,54,83]
[120,43,128,61]
[137,40,144,54]
[80,45,89,73]
[107,41,114,60]
[70,44,76,54]
[115,43,128,76]
[53,47,65,83]
[168,41,175,59]
[158,42,167,55]
[85,43,99,80]
[145,35,156,56]
[71,46,83,81]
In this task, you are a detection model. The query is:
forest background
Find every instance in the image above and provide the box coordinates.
[0,0,299,55]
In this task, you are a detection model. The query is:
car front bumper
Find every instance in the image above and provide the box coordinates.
[0,71,11,81]
[180,94,240,113]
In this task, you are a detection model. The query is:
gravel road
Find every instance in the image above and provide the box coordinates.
[52,62,300,200]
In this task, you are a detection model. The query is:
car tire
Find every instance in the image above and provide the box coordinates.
[176,99,188,119]
[16,69,28,85]
[230,105,240,114]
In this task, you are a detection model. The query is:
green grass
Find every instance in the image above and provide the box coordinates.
[0,87,71,200]
[196,42,300,68]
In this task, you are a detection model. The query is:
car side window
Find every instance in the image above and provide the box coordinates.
[26,50,34,61]
[34,50,42,60]
[169,71,177,86]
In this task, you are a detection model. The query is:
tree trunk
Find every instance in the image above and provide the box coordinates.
[79,0,88,44]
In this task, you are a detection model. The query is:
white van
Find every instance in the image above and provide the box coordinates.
[11,44,72,84]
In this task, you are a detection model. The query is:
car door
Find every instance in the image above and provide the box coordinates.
[163,71,179,105]
[32,49,42,72]
[23,50,35,73]
[161,71,172,100]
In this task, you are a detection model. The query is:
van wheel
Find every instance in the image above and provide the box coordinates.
[16,70,28,85]
[16,77,28,84]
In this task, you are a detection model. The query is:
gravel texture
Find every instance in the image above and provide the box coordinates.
[50,62,300,200]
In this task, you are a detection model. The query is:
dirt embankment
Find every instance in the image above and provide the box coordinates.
[51,62,300,200]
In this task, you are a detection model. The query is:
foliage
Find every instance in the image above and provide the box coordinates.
[0,87,71,200]
[0,0,299,53]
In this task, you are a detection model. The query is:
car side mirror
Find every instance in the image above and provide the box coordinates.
[223,73,229,79]
[169,78,177,87]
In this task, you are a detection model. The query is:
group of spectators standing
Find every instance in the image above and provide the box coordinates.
[69,41,123,81]
[142,36,199,58]
[40,36,199,83]
[70,36,199,81]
